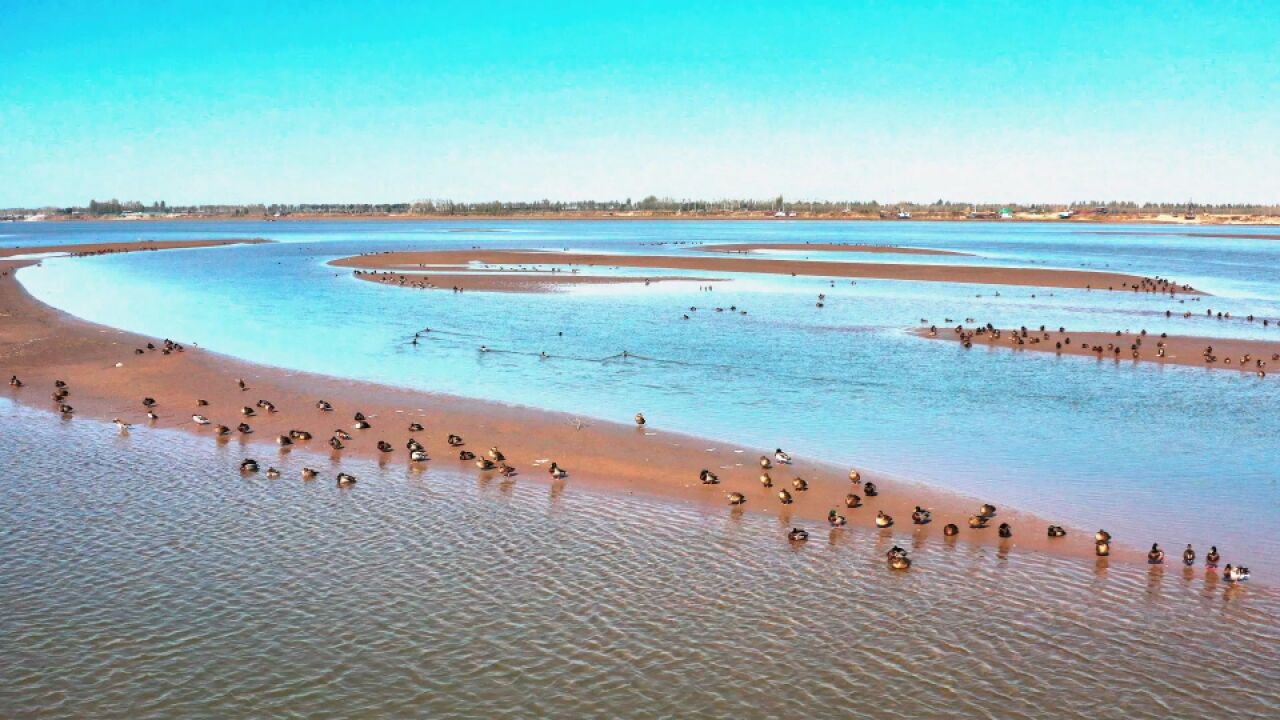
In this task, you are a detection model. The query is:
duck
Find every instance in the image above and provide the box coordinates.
[8,375,21,387]
[1147,543,1165,564]
[498,462,517,477]
[488,447,505,461]
[791,477,808,491]
[266,467,281,479]
[54,380,67,388]
[256,399,276,412]
[238,406,254,417]
[196,399,209,407]
[978,503,997,518]
[727,492,746,506]
[759,455,772,469]
[301,467,319,480]
[277,435,293,446]
[53,388,69,401]
[1047,525,1067,538]
[408,422,424,432]
[998,523,1012,538]
[329,436,344,450]
[333,429,352,441]
[699,469,720,485]
[236,378,247,391]
[848,469,861,484]
[240,458,259,473]
[58,403,74,415]
[863,482,878,497]
[315,400,333,411]
[1182,544,1196,566]
[1096,538,1112,557]
[475,457,496,471]
[376,440,393,453]
[887,546,911,570]
[759,472,773,488]
[774,448,792,465]
[448,434,465,446]
[1095,529,1112,544]
[353,420,371,430]
[146,410,159,421]
[828,510,847,527]
[1206,546,1221,568]
[458,450,476,461]
[875,511,894,528]
[788,527,809,542]
[214,424,231,436]
[354,411,367,423]
[548,462,567,479]
[407,438,424,451]
[634,413,646,426]
[336,472,357,487]
[410,449,430,462]
[943,523,959,537]
[237,422,252,434]
[289,430,312,440]
[777,489,793,505]
[141,397,157,408]
[967,515,988,529]
[844,493,862,509]
[1225,565,1250,583]
[911,506,931,525]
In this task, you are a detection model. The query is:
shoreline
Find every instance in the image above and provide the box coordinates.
[1,240,1154,567]
[330,249,1204,294]
[695,242,971,256]
[915,324,1280,374]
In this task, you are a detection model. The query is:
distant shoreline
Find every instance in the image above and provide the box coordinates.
[12,212,1280,227]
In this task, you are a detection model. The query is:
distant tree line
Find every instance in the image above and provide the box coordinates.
[9,198,1279,217]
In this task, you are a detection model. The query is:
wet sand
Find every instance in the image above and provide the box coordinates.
[916,324,1280,374]
[0,241,1148,566]
[331,249,1202,294]
[350,269,725,294]
[0,238,271,258]
[696,242,970,256]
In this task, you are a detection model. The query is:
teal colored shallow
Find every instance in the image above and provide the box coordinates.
[9,220,1280,574]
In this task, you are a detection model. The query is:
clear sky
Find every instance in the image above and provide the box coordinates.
[2,1,1277,206]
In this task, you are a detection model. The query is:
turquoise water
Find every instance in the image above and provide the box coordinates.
[10,220,1280,574]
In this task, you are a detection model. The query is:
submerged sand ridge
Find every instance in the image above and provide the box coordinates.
[331,248,1204,295]
[0,239,1173,570]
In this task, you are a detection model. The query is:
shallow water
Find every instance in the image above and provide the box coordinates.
[1,401,1277,718]
[8,220,1280,578]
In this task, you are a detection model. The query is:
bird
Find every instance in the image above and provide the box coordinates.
[635,413,646,426]
[192,414,211,425]
[727,492,746,505]
[699,469,720,484]
[112,418,131,433]
[875,511,894,528]
[336,472,357,487]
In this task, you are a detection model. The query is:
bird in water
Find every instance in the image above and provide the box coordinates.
[329,436,344,450]
[336,472,357,487]
[214,425,231,437]
[8,375,22,387]
[458,450,476,461]
[376,440,393,453]
[727,492,746,505]
[875,511,894,528]
[240,458,259,473]
[943,523,959,537]
[1206,546,1221,568]
[240,406,255,417]
[791,477,808,491]
[238,423,252,434]
[1224,565,1251,583]
[911,506,931,525]
[488,447,505,461]
[844,493,862,509]
[635,413,646,426]
[699,469,720,485]
[788,528,809,542]
[1147,543,1166,564]
[1047,525,1067,538]
[758,455,772,469]
[448,434,465,446]
[266,467,282,479]
[863,482,878,496]
[146,410,159,421]
[301,467,319,480]
[315,400,333,411]
[968,515,989,529]
[237,378,247,391]
[548,462,567,479]
[998,523,1013,538]
[1095,529,1112,557]
[759,472,773,488]
[774,448,792,465]
[848,469,861,484]
[828,510,847,527]
[408,422,424,432]
[277,434,293,446]
[887,546,911,570]
[192,414,211,425]
[777,489,793,505]
[113,418,132,433]
[1182,544,1196,567]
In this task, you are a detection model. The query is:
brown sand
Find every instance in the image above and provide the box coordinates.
[350,269,725,294]
[0,241,1145,566]
[331,249,1202,294]
[697,242,971,256]
[1,238,271,258]
[917,324,1280,374]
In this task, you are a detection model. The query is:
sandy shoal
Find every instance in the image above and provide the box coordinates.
[330,249,1202,294]
[350,270,725,294]
[696,242,970,256]
[0,242,1147,566]
[916,324,1280,374]
[1,238,271,258]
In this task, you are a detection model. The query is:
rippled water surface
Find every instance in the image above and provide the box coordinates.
[1,401,1277,718]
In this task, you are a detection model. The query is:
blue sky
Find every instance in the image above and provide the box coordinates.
[2,1,1276,206]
